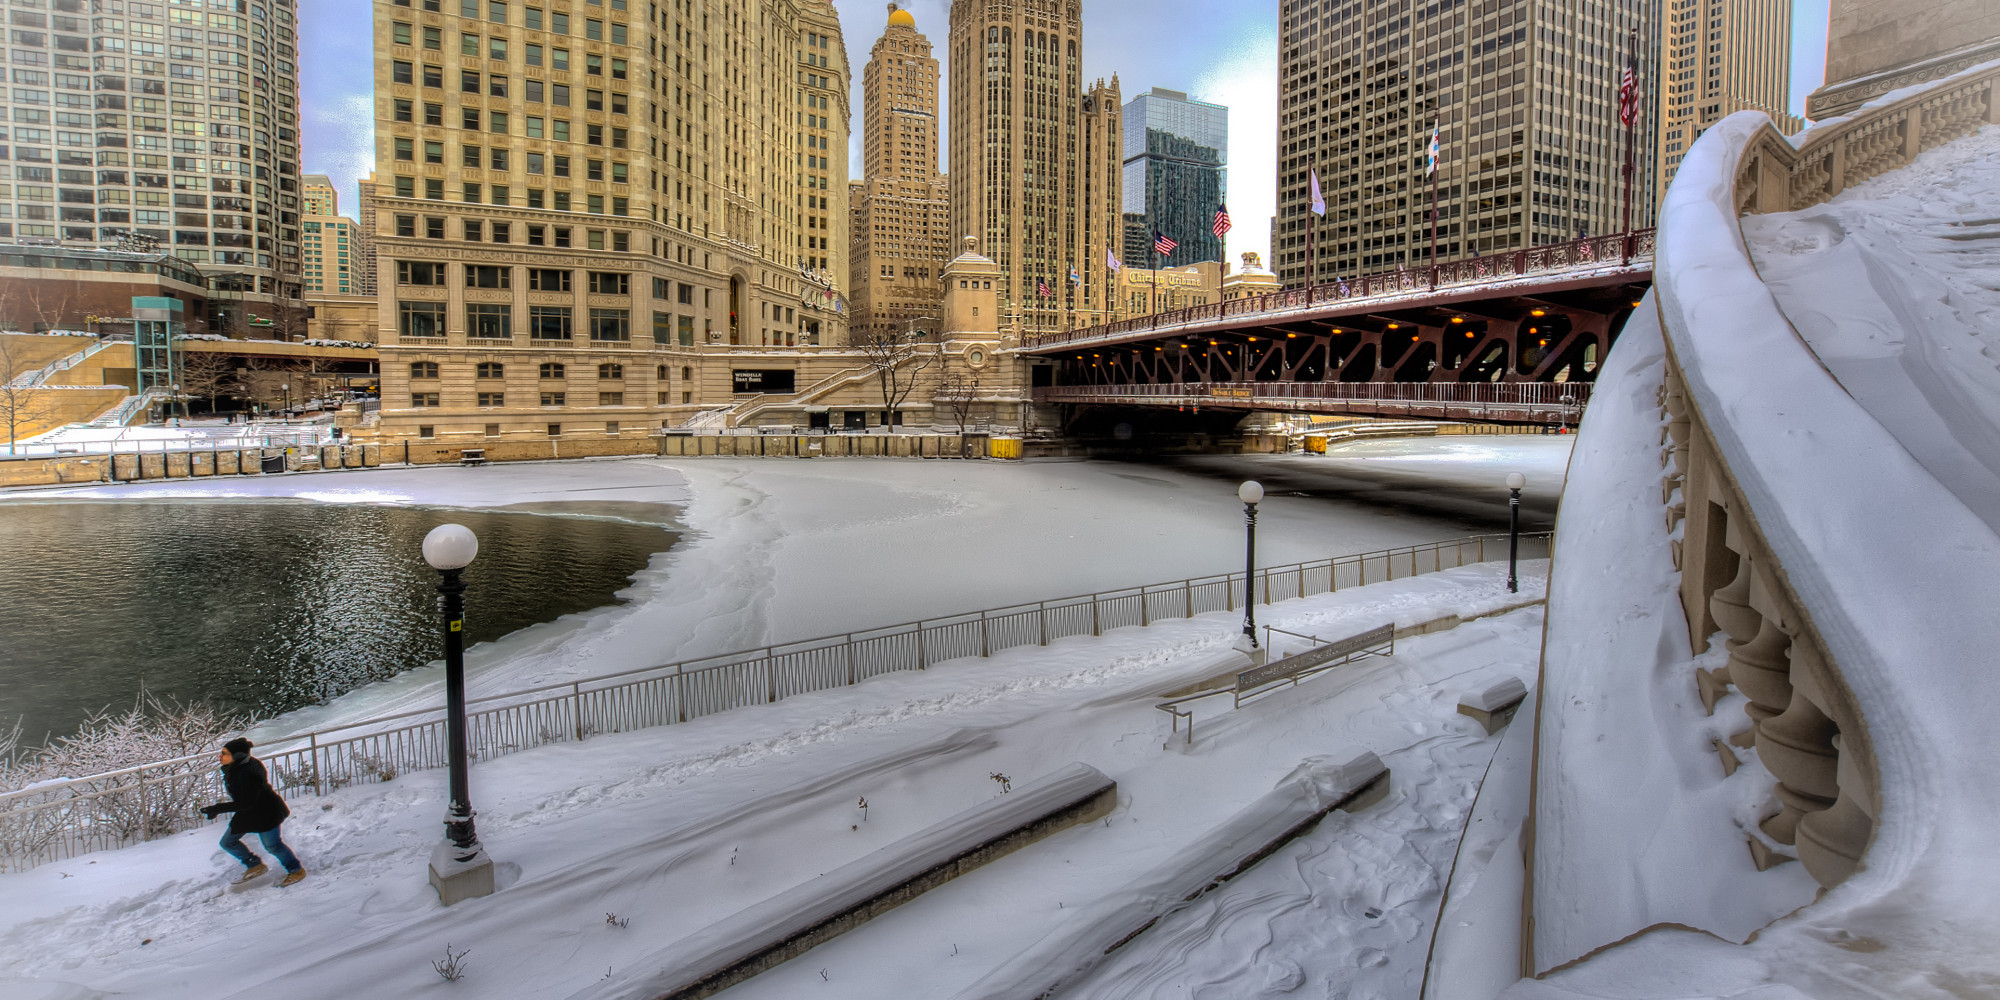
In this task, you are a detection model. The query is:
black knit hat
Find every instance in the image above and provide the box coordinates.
[223,737,253,758]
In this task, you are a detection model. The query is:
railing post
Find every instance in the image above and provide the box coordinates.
[846,635,857,683]
[979,613,990,657]
[1185,580,1193,619]
[675,668,687,723]
[572,682,585,741]
[311,731,324,797]
[917,623,928,669]
[1091,596,1100,637]
[1141,587,1150,626]
[1039,603,1048,645]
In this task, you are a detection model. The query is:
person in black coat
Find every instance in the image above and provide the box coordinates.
[203,737,307,886]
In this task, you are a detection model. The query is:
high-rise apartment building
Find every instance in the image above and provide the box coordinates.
[847,3,951,344]
[948,0,1123,336]
[0,0,305,328]
[1657,0,1800,195]
[354,172,380,295]
[299,175,358,296]
[1121,87,1228,268]
[368,0,848,440]
[1273,0,1658,286]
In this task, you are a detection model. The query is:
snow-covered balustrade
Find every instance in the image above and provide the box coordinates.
[0,532,1546,872]
[1528,58,2000,988]
[569,763,1117,1000]
[951,752,1388,1000]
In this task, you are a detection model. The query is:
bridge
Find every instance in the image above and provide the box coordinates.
[1022,231,1652,425]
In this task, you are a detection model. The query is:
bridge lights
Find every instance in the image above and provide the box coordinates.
[1286,333,1297,339]
[1504,473,1526,594]
[1449,316,1465,324]
[1530,309,1546,317]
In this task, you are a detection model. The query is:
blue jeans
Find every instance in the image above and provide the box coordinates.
[220,825,301,873]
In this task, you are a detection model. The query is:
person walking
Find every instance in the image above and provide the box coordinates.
[202,737,307,887]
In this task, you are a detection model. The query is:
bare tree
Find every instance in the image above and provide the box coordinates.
[857,331,937,430]
[175,349,238,414]
[0,337,58,455]
[933,368,980,436]
[237,357,306,412]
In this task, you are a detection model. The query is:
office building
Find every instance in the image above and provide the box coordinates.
[368,0,849,440]
[0,0,306,329]
[848,3,951,344]
[1657,0,1801,195]
[947,0,1124,336]
[1121,87,1228,268]
[300,173,359,296]
[1272,0,1659,286]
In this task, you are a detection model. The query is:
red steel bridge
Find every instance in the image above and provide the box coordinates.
[1023,231,1654,425]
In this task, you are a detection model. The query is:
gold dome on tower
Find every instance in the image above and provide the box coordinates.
[887,3,916,28]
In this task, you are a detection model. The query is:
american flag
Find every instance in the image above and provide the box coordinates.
[1036,278,1052,298]
[1618,61,1639,127]
[1153,230,1178,256]
[1213,203,1233,238]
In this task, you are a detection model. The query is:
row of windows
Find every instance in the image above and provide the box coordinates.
[389,51,629,86]
[390,17,630,51]
[412,361,684,380]
[395,261,628,293]
[398,301,631,340]
[388,138,627,182]
[387,0,630,27]
[386,176,630,220]
[411,391,640,408]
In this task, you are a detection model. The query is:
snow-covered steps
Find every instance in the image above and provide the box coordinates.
[571,763,1117,1000]
[951,751,1388,1000]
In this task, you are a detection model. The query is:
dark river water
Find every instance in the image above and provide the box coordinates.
[0,500,674,745]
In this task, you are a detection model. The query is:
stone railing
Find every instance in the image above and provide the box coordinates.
[1733,60,1998,216]
[1656,62,1999,890]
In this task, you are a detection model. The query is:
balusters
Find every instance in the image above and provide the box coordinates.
[1755,642,1842,845]
[1796,733,1876,885]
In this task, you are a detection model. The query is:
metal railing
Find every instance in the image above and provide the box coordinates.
[5,336,118,388]
[1026,230,1655,352]
[1035,380,1590,422]
[0,530,1550,871]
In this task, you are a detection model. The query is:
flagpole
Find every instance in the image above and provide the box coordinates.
[1429,126,1439,289]
[1306,157,1317,303]
[1621,28,1637,264]
[1150,239,1159,330]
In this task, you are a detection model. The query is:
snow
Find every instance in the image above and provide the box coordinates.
[1423,691,1535,1000]
[949,751,1385,1000]
[1740,124,2000,533]
[0,563,1547,1000]
[1529,292,1816,973]
[1505,103,2000,997]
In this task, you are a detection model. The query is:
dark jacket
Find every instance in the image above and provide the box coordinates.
[208,755,291,835]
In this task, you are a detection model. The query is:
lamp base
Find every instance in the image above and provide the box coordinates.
[1231,632,1268,667]
[428,839,495,905]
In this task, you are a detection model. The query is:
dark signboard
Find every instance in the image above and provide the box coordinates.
[732,369,796,394]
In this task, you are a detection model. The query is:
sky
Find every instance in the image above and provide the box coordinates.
[299,0,1830,268]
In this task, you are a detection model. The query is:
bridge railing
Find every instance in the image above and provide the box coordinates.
[0,531,1550,872]
[1036,380,1591,411]
[1028,230,1655,351]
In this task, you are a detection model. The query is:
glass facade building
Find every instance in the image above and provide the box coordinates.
[1121,87,1227,268]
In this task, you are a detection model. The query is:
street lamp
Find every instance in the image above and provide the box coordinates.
[1239,481,1264,649]
[1505,472,1525,594]
[170,382,186,424]
[280,382,291,422]
[422,523,496,904]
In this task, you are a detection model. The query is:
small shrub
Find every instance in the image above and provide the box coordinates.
[433,944,470,982]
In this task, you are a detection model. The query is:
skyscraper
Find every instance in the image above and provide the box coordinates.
[1273,0,1658,286]
[1122,88,1228,268]
[0,0,305,329]
[299,174,358,296]
[848,3,951,344]
[1657,0,1801,197]
[367,0,849,440]
[302,175,339,217]
[948,0,1123,336]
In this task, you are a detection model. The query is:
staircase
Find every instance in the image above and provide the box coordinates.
[6,337,112,388]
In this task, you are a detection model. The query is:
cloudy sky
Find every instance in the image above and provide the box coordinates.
[300,0,1829,265]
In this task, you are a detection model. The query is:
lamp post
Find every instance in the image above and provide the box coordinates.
[1505,472,1525,593]
[422,523,496,904]
[1239,480,1263,649]
[280,382,291,423]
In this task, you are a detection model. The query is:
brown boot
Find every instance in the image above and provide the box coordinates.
[232,863,268,885]
[278,869,307,887]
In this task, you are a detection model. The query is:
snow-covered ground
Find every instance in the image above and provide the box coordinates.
[0,562,1547,1000]
[11,453,1503,738]
[1742,123,2000,532]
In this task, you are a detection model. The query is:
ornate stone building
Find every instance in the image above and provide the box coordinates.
[367,0,848,440]
[947,0,1124,337]
[1655,0,1802,197]
[847,3,951,346]
[1807,0,2000,118]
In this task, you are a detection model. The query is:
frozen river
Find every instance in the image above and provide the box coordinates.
[4,436,1572,738]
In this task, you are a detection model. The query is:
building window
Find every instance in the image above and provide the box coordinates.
[540,391,566,406]
[477,392,505,407]
[528,268,570,291]
[598,392,623,406]
[399,302,447,339]
[486,423,502,437]
[598,363,624,380]
[587,271,628,294]
[589,309,629,342]
[397,261,445,285]
[476,362,505,379]
[411,393,441,407]
[426,217,447,240]
[466,264,510,289]
[529,306,572,340]
[547,423,562,436]
[538,362,565,379]
[678,282,694,305]
[410,361,440,379]
[396,214,417,237]
[467,304,511,339]
[419,424,436,438]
